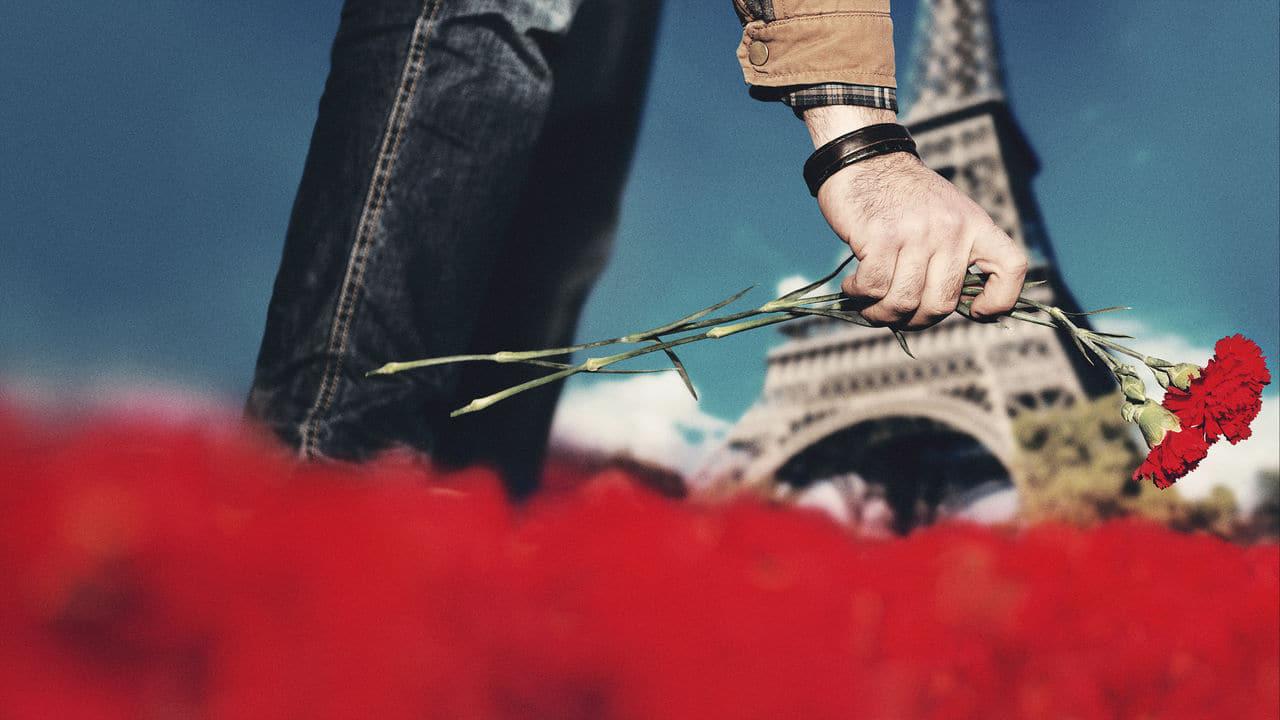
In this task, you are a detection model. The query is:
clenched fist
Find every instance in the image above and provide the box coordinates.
[804,105,1028,330]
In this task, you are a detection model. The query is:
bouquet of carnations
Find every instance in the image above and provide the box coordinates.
[372,256,1271,489]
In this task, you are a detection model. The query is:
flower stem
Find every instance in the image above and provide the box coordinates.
[450,313,796,416]
[374,257,1142,417]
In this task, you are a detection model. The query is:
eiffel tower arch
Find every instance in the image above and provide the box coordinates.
[698,0,1116,522]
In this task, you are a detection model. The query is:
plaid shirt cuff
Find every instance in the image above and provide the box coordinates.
[750,83,898,119]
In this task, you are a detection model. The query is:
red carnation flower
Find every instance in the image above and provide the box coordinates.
[1132,424,1216,489]
[1127,399,1216,488]
[1163,334,1272,444]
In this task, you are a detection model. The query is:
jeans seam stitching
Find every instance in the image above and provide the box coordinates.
[297,0,445,459]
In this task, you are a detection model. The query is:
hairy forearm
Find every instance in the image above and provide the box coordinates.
[802,105,898,148]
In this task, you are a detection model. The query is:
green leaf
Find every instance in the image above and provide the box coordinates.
[787,306,874,327]
[891,329,916,359]
[705,314,790,338]
[779,253,856,301]
[1056,305,1132,317]
[660,345,698,400]
[1067,330,1094,365]
[964,275,1047,290]
[1008,311,1058,328]
[524,359,672,374]
[627,286,755,340]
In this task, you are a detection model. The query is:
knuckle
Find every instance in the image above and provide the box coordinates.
[860,309,888,326]
[852,270,892,296]
[922,301,956,318]
[862,285,889,300]
[897,217,929,242]
[932,211,963,237]
[865,226,906,249]
[851,283,888,301]
[884,297,919,315]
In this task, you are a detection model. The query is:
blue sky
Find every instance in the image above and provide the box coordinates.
[2,0,1277,426]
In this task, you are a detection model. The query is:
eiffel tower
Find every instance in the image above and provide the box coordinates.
[698,0,1115,527]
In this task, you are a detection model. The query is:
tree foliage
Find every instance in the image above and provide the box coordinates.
[1011,393,1238,535]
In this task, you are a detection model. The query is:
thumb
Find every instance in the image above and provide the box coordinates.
[967,226,1028,320]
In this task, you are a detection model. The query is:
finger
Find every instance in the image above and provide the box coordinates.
[841,249,896,305]
[859,247,928,327]
[968,226,1029,320]
[905,249,968,329]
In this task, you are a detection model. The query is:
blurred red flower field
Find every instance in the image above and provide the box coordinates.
[1,404,1276,720]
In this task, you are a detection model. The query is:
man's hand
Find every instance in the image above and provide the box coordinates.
[804,105,1028,330]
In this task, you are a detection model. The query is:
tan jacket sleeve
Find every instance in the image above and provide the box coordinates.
[733,0,896,89]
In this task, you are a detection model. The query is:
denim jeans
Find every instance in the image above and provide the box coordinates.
[246,0,662,498]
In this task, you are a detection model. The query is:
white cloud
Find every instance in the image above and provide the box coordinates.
[774,274,814,299]
[773,248,858,301]
[1177,396,1278,512]
[1093,315,1279,512]
[3,373,237,424]
[549,373,730,476]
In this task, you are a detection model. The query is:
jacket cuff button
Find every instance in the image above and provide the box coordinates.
[748,40,769,66]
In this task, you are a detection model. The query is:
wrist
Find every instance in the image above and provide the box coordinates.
[801,121,920,197]
[802,105,898,148]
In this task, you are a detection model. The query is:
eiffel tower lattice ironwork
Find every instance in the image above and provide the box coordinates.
[697,0,1116,525]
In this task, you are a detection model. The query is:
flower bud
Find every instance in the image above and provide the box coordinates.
[1165,363,1203,391]
[1151,367,1171,389]
[1121,400,1140,424]
[1115,366,1147,404]
[1126,400,1183,449]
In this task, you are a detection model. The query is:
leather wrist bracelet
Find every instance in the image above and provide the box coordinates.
[803,123,920,197]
